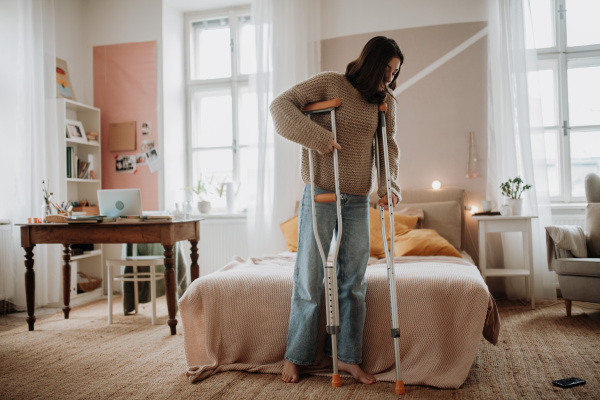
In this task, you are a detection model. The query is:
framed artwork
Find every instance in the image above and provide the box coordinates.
[66,119,88,142]
[56,58,76,101]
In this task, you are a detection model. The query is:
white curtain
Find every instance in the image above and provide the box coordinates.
[248,0,321,256]
[487,0,556,300]
[0,0,61,310]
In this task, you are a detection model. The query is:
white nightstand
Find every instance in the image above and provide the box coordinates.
[473,215,538,309]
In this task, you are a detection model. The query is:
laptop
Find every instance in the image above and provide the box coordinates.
[97,189,143,218]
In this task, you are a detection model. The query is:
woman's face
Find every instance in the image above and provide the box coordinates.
[379,57,401,91]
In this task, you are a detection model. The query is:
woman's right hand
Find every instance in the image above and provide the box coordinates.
[327,140,342,153]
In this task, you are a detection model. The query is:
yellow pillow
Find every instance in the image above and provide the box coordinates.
[369,208,418,258]
[280,215,299,252]
[394,229,461,258]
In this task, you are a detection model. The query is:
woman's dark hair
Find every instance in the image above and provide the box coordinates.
[345,36,404,104]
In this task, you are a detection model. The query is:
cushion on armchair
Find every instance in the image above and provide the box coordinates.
[586,203,600,258]
[545,225,587,268]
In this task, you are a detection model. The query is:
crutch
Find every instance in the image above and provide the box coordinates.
[301,97,343,388]
[374,102,405,395]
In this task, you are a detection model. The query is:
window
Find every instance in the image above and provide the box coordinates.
[529,0,600,202]
[186,8,257,212]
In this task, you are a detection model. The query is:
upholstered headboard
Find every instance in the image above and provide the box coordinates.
[370,187,466,250]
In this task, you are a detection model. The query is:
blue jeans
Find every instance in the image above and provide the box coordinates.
[285,185,370,365]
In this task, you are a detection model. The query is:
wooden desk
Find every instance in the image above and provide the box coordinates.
[19,219,201,335]
[473,215,538,308]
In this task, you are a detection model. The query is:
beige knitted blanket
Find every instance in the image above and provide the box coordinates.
[180,254,498,389]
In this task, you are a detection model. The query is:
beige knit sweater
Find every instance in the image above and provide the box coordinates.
[270,71,400,199]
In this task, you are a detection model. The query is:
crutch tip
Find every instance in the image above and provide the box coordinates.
[395,380,405,394]
[332,374,342,387]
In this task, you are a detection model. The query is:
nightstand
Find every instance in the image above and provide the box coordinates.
[473,215,538,308]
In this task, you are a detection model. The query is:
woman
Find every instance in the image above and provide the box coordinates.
[270,36,404,384]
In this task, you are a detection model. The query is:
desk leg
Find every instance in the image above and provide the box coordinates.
[24,246,36,331]
[478,223,487,281]
[163,244,177,335]
[62,244,71,319]
[190,239,199,281]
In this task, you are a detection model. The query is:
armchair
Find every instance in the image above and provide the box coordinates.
[546,172,600,316]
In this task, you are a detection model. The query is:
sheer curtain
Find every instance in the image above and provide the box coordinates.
[0,0,61,310]
[487,0,556,301]
[248,0,320,256]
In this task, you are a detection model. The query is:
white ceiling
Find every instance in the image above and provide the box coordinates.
[166,0,249,12]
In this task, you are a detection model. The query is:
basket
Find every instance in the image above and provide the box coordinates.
[77,272,102,292]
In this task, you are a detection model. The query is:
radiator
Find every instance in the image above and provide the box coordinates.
[199,217,249,277]
[552,215,586,227]
[0,223,13,300]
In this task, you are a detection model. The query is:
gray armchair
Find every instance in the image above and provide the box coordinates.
[546,172,600,316]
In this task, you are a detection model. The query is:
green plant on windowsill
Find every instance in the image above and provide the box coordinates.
[186,175,212,200]
[213,178,226,199]
[500,176,532,199]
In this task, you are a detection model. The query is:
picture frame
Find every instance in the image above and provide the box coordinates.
[66,119,88,143]
[56,57,76,101]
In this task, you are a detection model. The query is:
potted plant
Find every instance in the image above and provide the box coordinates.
[187,175,212,214]
[499,176,531,215]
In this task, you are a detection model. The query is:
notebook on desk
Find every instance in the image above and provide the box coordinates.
[97,188,143,218]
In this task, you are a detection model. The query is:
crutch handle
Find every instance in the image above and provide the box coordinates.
[302,98,341,113]
[314,193,336,203]
[379,103,387,112]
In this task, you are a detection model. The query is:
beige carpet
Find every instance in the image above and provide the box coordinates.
[0,297,598,400]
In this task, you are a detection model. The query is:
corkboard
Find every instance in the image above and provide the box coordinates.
[109,121,136,151]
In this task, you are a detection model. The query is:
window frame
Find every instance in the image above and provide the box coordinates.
[535,0,600,203]
[184,6,252,209]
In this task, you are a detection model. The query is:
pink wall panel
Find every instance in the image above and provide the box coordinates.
[93,41,158,210]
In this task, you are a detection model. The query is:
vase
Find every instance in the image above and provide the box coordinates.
[505,198,523,216]
[198,200,211,214]
[225,182,235,214]
[41,204,51,223]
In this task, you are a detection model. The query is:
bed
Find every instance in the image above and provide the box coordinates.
[179,187,499,389]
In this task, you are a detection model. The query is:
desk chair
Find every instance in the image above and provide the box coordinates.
[106,245,165,325]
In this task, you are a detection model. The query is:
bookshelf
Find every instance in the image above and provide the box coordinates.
[56,98,104,304]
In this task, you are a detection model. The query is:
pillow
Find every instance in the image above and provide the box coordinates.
[394,229,462,258]
[586,203,600,257]
[369,208,418,258]
[394,201,462,249]
[280,215,299,252]
[396,206,424,228]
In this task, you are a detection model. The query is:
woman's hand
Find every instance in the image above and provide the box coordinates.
[327,140,342,154]
[378,193,399,210]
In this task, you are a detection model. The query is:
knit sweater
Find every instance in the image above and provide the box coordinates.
[270,71,400,199]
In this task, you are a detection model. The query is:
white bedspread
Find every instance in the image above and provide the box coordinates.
[179,253,496,389]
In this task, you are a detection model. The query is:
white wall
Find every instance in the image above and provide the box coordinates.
[162,2,187,212]
[321,0,487,40]
[55,0,88,103]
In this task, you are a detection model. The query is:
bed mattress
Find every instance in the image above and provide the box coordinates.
[179,253,498,388]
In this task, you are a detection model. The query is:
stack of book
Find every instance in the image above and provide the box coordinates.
[66,147,93,179]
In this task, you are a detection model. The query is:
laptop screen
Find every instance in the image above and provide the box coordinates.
[97,189,143,218]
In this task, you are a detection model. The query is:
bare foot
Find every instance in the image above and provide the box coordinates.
[338,361,376,384]
[282,360,300,383]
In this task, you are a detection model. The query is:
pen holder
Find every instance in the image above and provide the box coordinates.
[45,214,68,223]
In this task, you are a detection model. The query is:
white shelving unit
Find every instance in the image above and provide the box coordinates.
[56,98,104,303]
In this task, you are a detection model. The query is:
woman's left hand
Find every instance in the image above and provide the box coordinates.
[378,193,399,210]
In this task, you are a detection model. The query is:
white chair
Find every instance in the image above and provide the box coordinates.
[106,248,165,325]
